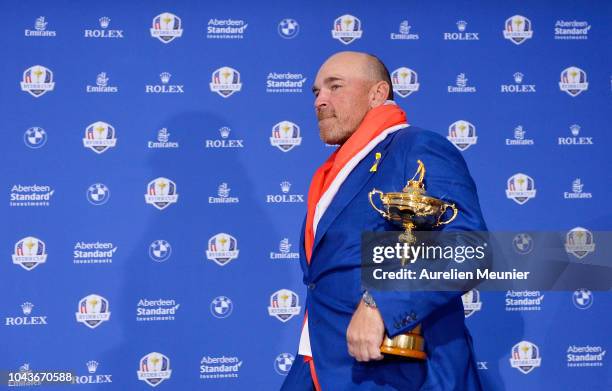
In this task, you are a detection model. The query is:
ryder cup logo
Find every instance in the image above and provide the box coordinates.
[332,15,362,45]
[137,352,172,387]
[24,127,47,149]
[75,294,111,329]
[268,289,301,322]
[278,18,299,39]
[503,15,533,45]
[87,183,110,205]
[210,67,242,97]
[13,237,47,271]
[391,67,419,98]
[462,289,482,318]
[21,65,55,97]
[210,296,233,318]
[510,341,542,374]
[447,120,477,151]
[83,121,117,154]
[274,353,295,375]
[565,227,595,259]
[270,121,302,152]
[506,174,536,205]
[206,233,239,266]
[150,12,182,43]
[149,240,172,262]
[572,289,593,309]
[559,67,588,97]
[145,178,179,210]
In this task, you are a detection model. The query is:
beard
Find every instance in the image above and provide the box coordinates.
[317,110,351,145]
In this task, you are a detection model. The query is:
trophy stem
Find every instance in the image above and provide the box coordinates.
[398,221,416,266]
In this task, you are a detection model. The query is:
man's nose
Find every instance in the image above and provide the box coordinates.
[314,90,329,110]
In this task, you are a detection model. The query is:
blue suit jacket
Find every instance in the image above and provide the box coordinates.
[295,127,486,390]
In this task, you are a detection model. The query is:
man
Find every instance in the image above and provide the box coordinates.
[281,52,486,390]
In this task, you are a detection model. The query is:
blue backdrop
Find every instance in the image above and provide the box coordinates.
[2,0,611,389]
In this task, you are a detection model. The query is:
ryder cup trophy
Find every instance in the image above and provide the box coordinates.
[367,160,458,359]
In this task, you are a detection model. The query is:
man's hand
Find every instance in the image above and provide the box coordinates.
[346,299,385,362]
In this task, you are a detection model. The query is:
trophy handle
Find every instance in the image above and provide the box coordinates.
[436,203,458,226]
[368,189,389,219]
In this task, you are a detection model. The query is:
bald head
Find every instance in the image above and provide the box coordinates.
[318,52,394,101]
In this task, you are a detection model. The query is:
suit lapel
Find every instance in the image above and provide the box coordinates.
[310,135,395,260]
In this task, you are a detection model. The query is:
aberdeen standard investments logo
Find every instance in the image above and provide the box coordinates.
[268,289,301,322]
[210,67,242,98]
[503,15,533,45]
[13,237,47,271]
[145,178,179,210]
[75,294,111,329]
[270,121,302,152]
[21,65,55,97]
[10,184,54,207]
[506,174,536,205]
[332,15,362,45]
[138,352,172,387]
[206,233,239,266]
[510,341,542,374]
[150,13,182,43]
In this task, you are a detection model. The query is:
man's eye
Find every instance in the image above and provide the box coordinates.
[331,85,341,91]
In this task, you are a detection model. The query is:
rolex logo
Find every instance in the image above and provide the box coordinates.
[280,181,291,193]
[86,360,99,374]
[99,17,110,29]
[513,72,524,83]
[219,127,231,139]
[21,302,34,315]
[456,20,467,32]
[570,124,580,136]
[160,72,171,84]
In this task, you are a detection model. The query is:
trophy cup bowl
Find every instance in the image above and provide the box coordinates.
[367,160,458,360]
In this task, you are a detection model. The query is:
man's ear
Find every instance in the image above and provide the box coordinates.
[369,81,391,108]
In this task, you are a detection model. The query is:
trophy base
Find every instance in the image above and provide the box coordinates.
[380,345,427,360]
[380,329,427,360]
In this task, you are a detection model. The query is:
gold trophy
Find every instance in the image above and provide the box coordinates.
[367,160,458,359]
